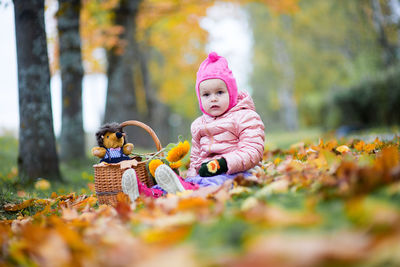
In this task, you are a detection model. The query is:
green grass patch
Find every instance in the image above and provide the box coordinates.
[189,215,251,257]
[266,127,324,150]
[0,135,98,219]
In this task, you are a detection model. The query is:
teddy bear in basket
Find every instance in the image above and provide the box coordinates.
[92,122,134,163]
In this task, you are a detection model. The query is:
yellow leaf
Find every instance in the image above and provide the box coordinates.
[336,145,350,153]
[3,199,36,211]
[273,157,282,165]
[141,226,191,245]
[35,179,51,190]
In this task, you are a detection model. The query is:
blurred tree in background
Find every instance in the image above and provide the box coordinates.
[79,0,212,146]
[9,0,400,172]
[249,0,393,131]
[57,0,86,162]
[76,0,300,146]
[331,66,400,128]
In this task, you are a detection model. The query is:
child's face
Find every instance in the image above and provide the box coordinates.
[199,79,230,117]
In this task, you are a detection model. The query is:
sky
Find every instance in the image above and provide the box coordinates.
[0,2,252,136]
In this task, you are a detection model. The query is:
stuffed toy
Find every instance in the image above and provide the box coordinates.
[92,122,134,163]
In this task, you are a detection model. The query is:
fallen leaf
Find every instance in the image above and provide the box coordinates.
[230,186,252,196]
[255,179,289,197]
[336,145,350,153]
[35,179,51,190]
[140,225,191,245]
[228,232,370,267]
[3,199,36,211]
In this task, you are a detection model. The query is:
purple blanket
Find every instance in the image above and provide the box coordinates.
[152,171,251,193]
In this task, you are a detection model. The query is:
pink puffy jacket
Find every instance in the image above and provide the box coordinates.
[187,92,265,177]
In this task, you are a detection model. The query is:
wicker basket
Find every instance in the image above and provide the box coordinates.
[93,120,162,206]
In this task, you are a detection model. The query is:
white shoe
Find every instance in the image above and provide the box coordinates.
[155,165,185,194]
[121,169,139,201]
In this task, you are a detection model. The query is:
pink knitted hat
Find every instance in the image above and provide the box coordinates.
[196,52,238,116]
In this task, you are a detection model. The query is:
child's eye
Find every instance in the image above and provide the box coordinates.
[203,93,209,97]
[217,91,224,95]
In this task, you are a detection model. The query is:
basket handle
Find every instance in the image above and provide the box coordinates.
[120,120,162,151]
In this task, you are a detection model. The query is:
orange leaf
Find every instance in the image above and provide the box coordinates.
[115,192,132,221]
[354,140,365,151]
[3,199,35,211]
[72,196,97,211]
[364,143,376,153]
[175,197,211,212]
[374,146,400,173]
[374,137,383,147]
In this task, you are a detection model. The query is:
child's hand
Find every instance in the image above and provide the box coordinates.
[199,158,228,177]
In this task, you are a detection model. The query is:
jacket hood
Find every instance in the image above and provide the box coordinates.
[227,91,255,113]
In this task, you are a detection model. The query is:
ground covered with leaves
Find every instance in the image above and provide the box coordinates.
[1,136,400,266]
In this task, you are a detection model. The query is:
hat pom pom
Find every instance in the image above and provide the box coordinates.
[208,52,219,63]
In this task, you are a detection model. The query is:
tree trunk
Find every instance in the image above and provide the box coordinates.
[371,0,397,66]
[274,38,299,131]
[388,0,400,61]
[57,0,85,162]
[104,0,141,124]
[104,0,169,148]
[13,0,61,183]
[138,45,171,147]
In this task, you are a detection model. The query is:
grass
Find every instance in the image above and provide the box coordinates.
[0,133,167,219]
[266,127,324,150]
[266,126,400,150]
[0,127,341,202]
[0,134,97,219]
[2,128,400,265]
[0,126,397,219]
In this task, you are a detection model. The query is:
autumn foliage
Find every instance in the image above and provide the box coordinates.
[1,136,400,266]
